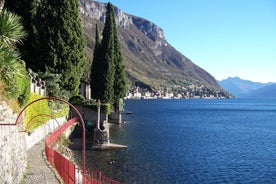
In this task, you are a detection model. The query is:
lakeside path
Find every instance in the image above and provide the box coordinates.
[24,140,63,184]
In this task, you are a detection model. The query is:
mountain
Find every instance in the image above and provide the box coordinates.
[240,84,276,99]
[218,77,273,97]
[79,0,231,97]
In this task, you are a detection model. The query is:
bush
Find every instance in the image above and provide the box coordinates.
[69,95,85,105]
[17,66,30,106]
[24,93,69,131]
[84,100,111,114]
[24,93,51,130]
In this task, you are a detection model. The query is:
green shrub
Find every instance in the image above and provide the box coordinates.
[24,93,51,130]
[84,100,111,114]
[69,95,85,105]
[17,66,30,106]
[24,93,70,131]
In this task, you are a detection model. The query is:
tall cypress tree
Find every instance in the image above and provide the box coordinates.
[97,2,115,103]
[90,24,102,100]
[90,2,127,107]
[36,0,86,95]
[112,12,127,111]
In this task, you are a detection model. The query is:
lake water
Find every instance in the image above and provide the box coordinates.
[75,99,276,183]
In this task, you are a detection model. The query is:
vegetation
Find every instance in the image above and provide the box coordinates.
[37,71,70,100]
[4,0,39,70]
[84,100,111,115]
[6,0,87,96]
[90,24,102,101]
[35,0,86,95]
[113,19,128,111]
[24,93,51,130]
[90,2,127,111]
[0,8,30,107]
[24,93,69,131]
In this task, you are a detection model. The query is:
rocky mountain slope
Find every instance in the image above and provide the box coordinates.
[80,0,230,97]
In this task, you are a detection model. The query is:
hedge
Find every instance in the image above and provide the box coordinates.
[24,93,69,131]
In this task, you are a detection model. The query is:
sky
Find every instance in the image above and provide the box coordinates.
[96,0,276,83]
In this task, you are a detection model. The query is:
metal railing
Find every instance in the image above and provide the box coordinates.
[45,118,121,184]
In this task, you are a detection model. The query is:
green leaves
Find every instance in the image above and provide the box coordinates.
[36,0,86,95]
[0,9,29,106]
[0,9,26,47]
[90,3,127,109]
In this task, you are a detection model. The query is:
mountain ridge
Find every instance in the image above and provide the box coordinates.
[218,77,274,98]
[241,83,276,98]
[80,0,231,97]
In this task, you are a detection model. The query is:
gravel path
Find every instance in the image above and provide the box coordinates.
[24,140,63,184]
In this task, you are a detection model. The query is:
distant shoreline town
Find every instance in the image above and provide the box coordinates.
[126,85,233,99]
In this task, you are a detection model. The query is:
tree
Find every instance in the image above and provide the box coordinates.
[90,24,102,100]
[96,2,116,103]
[36,0,86,95]
[112,14,127,111]
[90,2,127,108]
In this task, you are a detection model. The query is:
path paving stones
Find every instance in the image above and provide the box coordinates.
[24,140,63,184]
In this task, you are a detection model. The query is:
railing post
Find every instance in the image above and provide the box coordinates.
[99,170,102,183]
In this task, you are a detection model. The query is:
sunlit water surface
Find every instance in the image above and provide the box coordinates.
[73,99,276,183]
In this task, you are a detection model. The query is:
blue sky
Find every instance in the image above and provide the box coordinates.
[96,0,276,83]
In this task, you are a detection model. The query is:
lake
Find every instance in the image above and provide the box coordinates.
[75,99,276,183]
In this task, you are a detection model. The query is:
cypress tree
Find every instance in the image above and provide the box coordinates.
[112,13,127,111]
[97,2,115,103]
[90,2,128,107]
[36,0,86,95]
[90,24,102,100]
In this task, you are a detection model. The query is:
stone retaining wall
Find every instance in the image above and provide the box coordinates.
[0,101,27,184]
[0,101,67,183]
[25,117,66,150]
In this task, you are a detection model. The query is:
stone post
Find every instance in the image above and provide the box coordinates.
[28,69,35,93]
[96,100,101,130]
[37,78,42,95]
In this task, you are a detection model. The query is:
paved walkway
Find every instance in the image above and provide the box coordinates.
[24,140,63,184]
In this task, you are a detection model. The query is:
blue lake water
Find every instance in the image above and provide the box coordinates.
[80,99,276,183]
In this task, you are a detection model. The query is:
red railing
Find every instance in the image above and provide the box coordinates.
[45,118,121,184]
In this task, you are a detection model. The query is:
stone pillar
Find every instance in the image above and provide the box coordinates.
[41,81,46,96]
[28,69,36,93]
[96,100,101,130]
[93,128,110,145]
[38,78,42,95]
[93,100,110,146]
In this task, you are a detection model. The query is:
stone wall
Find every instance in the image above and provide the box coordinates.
[0,101,27,184]
[25,117,66,150]
[0,101,67,183]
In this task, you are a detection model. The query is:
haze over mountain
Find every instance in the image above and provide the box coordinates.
[218,77,275,98]
[79,0,230,97]
[241,84,276,99]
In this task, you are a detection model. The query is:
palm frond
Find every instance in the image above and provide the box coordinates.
[0,9,26,47]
